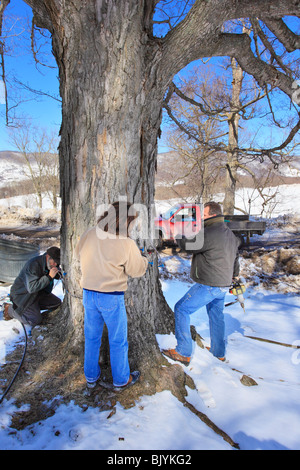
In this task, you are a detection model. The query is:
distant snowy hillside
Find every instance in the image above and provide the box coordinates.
[0,151,29,187]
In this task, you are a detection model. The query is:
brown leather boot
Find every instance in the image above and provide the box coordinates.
[162,348,191,366]
[205,346,226,362]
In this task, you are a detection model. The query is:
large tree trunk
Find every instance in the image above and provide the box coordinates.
[50,2,174,379]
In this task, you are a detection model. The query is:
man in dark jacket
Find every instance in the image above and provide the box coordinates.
[163,202,240,364]
[4,246,62,327]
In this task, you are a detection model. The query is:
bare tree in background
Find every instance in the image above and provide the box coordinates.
[8,121,59,209]
[163,18,299,214]
[163,67,228,202]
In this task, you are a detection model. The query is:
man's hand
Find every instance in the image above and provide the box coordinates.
[49,267,59,279]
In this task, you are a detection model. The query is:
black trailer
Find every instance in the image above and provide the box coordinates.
[224,214,266,245]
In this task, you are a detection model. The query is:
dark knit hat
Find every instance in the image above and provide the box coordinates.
[46,246,61,265]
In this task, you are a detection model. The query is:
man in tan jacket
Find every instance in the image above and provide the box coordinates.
[76,201,148,391]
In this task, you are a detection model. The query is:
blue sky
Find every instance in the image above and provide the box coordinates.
[0,0,61,151]
[0,0,299,155]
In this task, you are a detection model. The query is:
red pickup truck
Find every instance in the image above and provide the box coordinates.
[154,202,266,248]
[154,203,202,248]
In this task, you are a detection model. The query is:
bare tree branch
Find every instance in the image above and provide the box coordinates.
[215,33,295,100]
[161,0,299,94]
[30,17,56,69]
[263,17,300,52]
[13,77,62,102]
[255,116,300,154]
[164,69,300,168]
[0,0,11,125]
[169,81,228,116]
[250,17,293,76]
[22,0,60,32]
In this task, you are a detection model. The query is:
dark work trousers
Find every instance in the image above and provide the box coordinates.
[10,292,62,327]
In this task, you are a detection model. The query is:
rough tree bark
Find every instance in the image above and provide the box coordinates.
[20,0,299,401]
[27,1,176,384]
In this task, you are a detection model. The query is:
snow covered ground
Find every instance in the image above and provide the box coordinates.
[0,183,300,451]
[0,262,300,451]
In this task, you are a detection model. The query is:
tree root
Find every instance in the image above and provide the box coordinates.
[116,361,240,450]
[245,335,300,349]
[154,363,240,450]
[183,400,240,450]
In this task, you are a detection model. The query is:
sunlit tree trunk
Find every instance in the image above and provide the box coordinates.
[223,58,243,215]
[46,2,174,377]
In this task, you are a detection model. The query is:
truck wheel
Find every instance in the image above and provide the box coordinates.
[155,232,164,250]
[237,234,245,246]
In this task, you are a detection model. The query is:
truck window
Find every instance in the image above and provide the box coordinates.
[173,208,196,222]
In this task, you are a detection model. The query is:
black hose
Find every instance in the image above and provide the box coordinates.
[0,322,28,404]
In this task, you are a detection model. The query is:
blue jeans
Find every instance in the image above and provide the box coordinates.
[174,283,227,358]
[83,289,130,386]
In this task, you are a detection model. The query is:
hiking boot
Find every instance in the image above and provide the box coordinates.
[162,348,191,366]
[114,371,140,392]
[3,303,13,321]
[205,346,226,362]
[86,380,98,389]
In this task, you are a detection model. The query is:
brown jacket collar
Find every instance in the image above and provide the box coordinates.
[204,215,225,227]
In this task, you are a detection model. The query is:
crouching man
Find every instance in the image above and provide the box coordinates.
[4,246,62,327]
